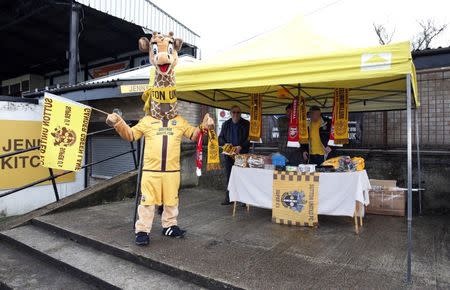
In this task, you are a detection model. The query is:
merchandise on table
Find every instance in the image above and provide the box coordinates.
[298,164,316,173]
[351,157,365,171]
[321,156,365,172]
[286,166,297,172]
[234,154,268,168]
[315,165,335,172]
[234,154,248,167]
[366,179,405,216]
[247,155,265,168]
[222,143,238,155]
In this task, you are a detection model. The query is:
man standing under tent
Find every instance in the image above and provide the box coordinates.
[302,106,333,165]
[218,105,250,205]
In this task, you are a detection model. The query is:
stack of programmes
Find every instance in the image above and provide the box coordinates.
[234,154,272,169]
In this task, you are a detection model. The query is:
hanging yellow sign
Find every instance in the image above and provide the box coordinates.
[272,171,319,227]
[0,120,75,190]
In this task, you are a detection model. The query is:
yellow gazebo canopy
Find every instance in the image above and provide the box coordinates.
[172,15,418,114]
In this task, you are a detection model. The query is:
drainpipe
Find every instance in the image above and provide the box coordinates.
[68,1,81,85]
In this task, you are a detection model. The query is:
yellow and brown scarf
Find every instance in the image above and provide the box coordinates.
[249,93,262,142]
[333,88,349,144]
[206,129,221,171]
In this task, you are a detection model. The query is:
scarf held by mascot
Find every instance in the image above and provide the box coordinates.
[106,31,214,246]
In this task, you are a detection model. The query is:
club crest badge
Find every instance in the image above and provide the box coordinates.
[281,190,306,212]
[51,126,76,147]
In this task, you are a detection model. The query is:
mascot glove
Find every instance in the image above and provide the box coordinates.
[106,113,124,127]
[200,113,215,131]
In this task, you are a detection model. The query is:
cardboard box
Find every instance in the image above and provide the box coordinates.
[366,179,405,217]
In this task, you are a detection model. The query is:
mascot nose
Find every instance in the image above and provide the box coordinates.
[156,52,172,64]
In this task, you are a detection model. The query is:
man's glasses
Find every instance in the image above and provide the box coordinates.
[231,111,241,114]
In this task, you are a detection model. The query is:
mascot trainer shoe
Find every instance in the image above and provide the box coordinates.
[162,226,186,238]
[135,232,150,246]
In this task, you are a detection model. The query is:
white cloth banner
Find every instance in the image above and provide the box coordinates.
[228,167,371,217]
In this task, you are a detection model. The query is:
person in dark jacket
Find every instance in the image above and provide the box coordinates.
[218,105,250,205]
[302,106,333,165]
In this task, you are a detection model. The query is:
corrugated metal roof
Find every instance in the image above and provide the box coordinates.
[23,55,199,98]
[76,0,199,46]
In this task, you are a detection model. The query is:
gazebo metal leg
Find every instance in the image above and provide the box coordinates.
[406,74,413,284]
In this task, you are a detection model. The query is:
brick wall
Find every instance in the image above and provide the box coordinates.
[361,68,450,149]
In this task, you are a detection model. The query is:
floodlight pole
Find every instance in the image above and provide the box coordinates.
[68,1,81,85]
[406,74,413,284]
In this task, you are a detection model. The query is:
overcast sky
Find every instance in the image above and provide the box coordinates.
[151,0,450,59]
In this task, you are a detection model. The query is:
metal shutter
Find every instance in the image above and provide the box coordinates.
[90,136,136,178]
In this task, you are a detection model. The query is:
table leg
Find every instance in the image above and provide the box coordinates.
[356,202,363,227]
[246,204,250,213]
[354,207,359,234]
[359,204,363,227]
[233,201,237,217]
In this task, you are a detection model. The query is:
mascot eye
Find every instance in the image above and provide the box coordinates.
[152,44,158,55]
[168,43,173,54]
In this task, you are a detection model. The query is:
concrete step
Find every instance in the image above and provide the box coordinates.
[31,218,240,290]
[0,241,96,290]
[0,225,200,290]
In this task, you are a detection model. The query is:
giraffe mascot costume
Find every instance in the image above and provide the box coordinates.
[106,31,214,246]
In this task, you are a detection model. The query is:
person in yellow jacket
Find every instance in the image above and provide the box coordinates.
[106,31,214,246]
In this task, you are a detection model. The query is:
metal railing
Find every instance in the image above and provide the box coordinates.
[0,126,138,201]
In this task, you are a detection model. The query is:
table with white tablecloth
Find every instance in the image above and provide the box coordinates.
[228,166,371,218]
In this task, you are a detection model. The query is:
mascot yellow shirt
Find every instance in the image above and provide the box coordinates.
[131,115,197,172]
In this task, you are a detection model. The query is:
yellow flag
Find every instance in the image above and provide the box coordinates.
[39,93,91,171]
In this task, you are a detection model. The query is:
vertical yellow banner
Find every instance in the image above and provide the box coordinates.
[272,171,319,227]
[333,88,349,144]
[249,93,262,141]
[40,93,91,171]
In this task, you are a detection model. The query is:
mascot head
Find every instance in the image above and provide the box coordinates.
[138,32,183,119]
[139,31,183,75]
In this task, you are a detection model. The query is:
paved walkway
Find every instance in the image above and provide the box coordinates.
[36,187,449,289]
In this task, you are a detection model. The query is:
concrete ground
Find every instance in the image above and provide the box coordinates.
[34,187,449,290]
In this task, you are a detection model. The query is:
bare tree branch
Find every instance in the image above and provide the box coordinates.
[412,19,447,50]
[373,23,395,45]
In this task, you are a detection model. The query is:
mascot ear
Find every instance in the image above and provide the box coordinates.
[174,38,183,51]
[138,37,150,52]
